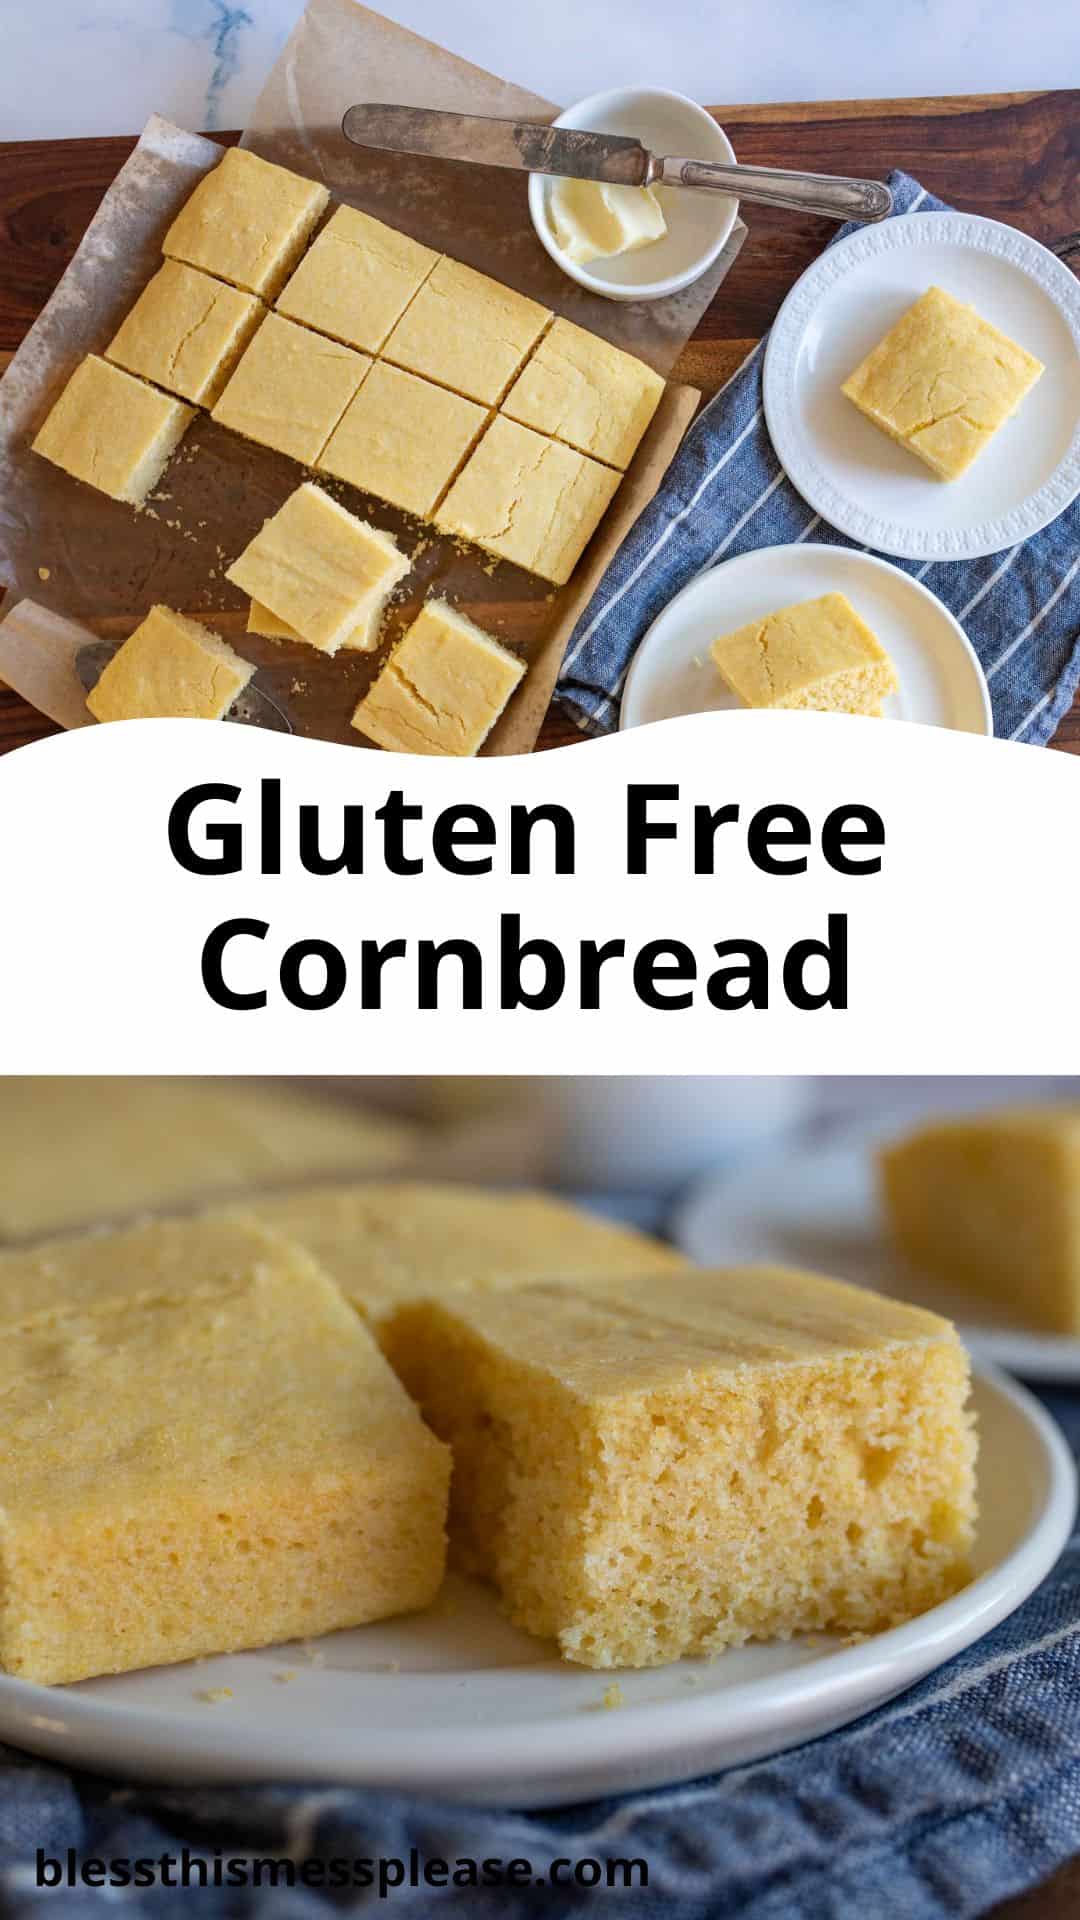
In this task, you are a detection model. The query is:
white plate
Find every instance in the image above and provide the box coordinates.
[0,1370,1070,1806]
[675,1126,1080,1381]
[763,212,1080,560]
[619,542,991,734]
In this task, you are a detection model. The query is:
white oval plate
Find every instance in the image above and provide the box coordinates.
[763,212,1080,560]
[0,1372,1070,1807]
[675,1126,1080,1381]
[619,542,991,734]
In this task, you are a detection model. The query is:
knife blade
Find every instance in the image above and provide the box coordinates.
[341,104,651,188]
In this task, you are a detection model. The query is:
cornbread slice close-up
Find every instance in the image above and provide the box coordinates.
[351,600,525,755]
[85,605,253,724]
[31,355,196,507]
[225,483,410,655]
[710,592,899,716]
[162,146,330,301]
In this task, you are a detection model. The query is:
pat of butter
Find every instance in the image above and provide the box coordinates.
[549,178,667,266]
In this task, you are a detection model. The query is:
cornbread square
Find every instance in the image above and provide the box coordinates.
[0,1255,450,1684]
[31,356,195,506]
[105,261,264,407]
[276,205,439,353]
[842,286,1044,481]
[163,147,330,300]
[352,599,524,755]
[711,592,898,715]
[881,1106,1080,1335]
[320,363,487,518]
[250,1180,689,1327]
[226,483,409,655]
[384,1267,976,1669]
[383,257,551,406]
[437,417,620,585]
[0,1078,420,1241]
[211,313,371,465]
[86,605,253,723]
[501,318,665,470]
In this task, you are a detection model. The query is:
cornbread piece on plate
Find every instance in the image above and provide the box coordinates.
[352,600,524,755]
[211,313,371,465]
[710,592,898,715]
[85,605,253,723]
[276,206,439,354]
[382,257,551,406]
[437,416,620,585]
[841,286,1044,481]
[105,261,264,408]
[320,363,487,519]
[501,317,665,470]
[226,483,409,654]
[384,1266,976,1669]
[251,1179,689,1327]
[31,356,195,506]
[0,1254,450,1684]
[0,1078,420,1241]
[881,1105,1080,1335]
[163,147,330,300]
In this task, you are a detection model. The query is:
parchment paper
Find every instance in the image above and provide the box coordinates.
[0,0,746,754]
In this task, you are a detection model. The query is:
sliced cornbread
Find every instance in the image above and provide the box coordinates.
[382,257,550,406]
[225,483,409,655]
[275,205,440,354]
[501,317,665,470]
[710,593,899,715]
[437,416,620,585]
[249,1179,689,1327]
[319,364,487,520]
[86,606,253,723]
[351,600,524,755]
[211,313,371,465]
[880,1105,1080,1334]
[0,1251,450,1684]
[162,147,330,300]
[31,356,195,506]
[105,261,264,408]
[383,1266,976,1668]
[0,1078,420,1241]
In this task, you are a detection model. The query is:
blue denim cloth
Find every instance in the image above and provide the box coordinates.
[557,173,1080,745]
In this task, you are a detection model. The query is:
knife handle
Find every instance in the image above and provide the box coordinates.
[656,157,893,225]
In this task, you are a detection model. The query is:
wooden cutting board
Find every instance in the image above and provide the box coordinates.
[0,89,1076,754]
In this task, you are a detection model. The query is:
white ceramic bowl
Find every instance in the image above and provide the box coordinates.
[528,86,739,302]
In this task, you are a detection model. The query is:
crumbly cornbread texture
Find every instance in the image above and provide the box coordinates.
[105,261,264,408]
[250,1179,689,1327]
[383,1266,976,1669]
[320,363,487,519]
[881,1105,1080,1334]
[710,592,898,715]
[383,257,551,406]
[437,416,620,585]
[501,317,664,470]
[211,313,371,465]
[31,356,195,506]
[163,147,330,300]
[226,483,409,654]
[0,1253,450,1685]
[351,600,524,755]
[0,1078,420,1241]
[276,206,440,354]
[841,286,1044,481]
[86,606,253,723]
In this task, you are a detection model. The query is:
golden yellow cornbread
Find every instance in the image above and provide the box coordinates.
[351,600,524,755]
[247,598,381,654]
[842,286,1044,481]
[384,1266,976,1669]
[501,317,665,470]
[0,1249,450,1685]
[319,363,488,519]
[226,482,409,654]
[85,605,253,723]
[880,1105,1080,1334]
[0,1078,420,1241]
[276,205,440,353]
[383,256,551,406]
[437,416,620,585]
[710,592,898,715]
[31,355,195,506]
[211,313,371,465]
[249,1179,689,1327]
[105,261,264,408]
[162,146,330,300]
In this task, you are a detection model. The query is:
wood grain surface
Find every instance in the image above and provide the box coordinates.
[0,90,1077,757]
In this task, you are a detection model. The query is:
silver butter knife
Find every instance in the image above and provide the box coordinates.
[342,104,893,225]
[75,639,293,733]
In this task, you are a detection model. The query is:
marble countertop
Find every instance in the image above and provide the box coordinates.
[9,0,1077,140]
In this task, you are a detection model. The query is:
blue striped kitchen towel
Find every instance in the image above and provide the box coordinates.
[557,173,1080,746]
